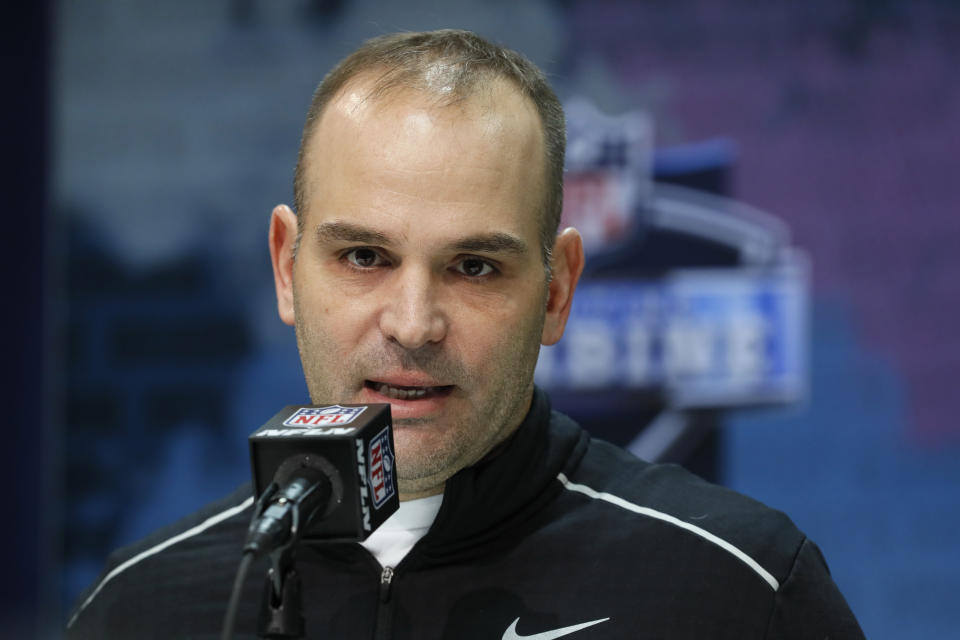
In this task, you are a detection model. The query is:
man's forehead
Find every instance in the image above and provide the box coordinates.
[300,73,546,242]
[315,72,543,153]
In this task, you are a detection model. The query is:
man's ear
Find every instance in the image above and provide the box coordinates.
[541,227,585,346]
[269,204,299,327]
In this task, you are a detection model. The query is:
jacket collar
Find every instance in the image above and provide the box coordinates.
[410,387,588,565]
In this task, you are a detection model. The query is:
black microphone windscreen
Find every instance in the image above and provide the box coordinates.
[248,404,399,542]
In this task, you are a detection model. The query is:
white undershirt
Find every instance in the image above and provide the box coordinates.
[359,494,443,569]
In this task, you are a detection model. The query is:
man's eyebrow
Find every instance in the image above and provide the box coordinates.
[314,221,391,245]
[448,233,529,256]
[314,223,528,256]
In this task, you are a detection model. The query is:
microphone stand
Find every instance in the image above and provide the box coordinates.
[257,546,304,639]
[248,483,307,639]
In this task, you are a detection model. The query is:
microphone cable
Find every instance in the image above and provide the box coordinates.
[220,551,255,640]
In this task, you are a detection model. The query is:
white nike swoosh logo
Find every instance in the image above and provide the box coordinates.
[501,616,610,640]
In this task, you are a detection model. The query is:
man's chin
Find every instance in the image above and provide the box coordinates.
[394,458,455,499]
[392,429,464,486]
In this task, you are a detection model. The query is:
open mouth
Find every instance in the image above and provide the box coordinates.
[364,380,455,401]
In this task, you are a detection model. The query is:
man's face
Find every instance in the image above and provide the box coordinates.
[271,77,574,497]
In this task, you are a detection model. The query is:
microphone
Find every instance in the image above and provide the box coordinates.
[222,404,400,640]
[245,403,399,555]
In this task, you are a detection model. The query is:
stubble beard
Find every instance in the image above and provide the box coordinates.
[293,296,546,496]
[389,327,541,495]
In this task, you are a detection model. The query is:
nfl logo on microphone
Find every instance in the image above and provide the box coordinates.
[368,427,396,509]
[283,405,368,427]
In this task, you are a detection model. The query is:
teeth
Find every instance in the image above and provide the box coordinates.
[377,383,430,400]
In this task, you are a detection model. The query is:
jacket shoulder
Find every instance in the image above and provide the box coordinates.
[563,436,805,590]
[66,483,255,637]
[552,430,864,637]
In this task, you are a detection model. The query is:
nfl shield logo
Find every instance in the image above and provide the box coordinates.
[368,427,396,509]
[282,405,367,427]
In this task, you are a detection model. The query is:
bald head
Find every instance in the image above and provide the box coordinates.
[292,30,565,266]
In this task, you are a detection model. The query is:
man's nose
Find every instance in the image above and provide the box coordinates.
[378,265,448,350]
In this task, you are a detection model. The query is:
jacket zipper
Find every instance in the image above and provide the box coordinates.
[373,566,395,639]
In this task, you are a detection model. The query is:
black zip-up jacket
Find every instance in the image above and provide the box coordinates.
[67,389,865,639]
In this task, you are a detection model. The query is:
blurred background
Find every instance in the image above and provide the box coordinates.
[5,0,959,637]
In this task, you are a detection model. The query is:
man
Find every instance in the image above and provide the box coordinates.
[68,30,865,639]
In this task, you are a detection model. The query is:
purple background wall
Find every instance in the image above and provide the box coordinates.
[573,1,960,444]
[41,1,960,638]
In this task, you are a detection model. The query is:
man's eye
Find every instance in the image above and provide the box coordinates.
[456,258,495,277]
[345,248,383,268]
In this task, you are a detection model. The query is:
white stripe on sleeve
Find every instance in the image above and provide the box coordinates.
[67,495,255,629]
[557,473,779,591]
